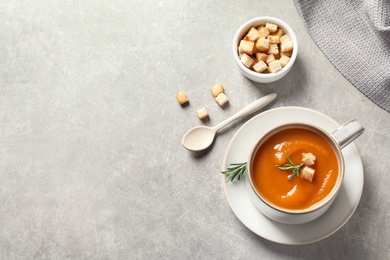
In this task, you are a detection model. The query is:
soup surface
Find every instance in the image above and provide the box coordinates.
[252,127,339,210]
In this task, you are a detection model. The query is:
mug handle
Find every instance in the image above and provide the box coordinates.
[332,119,364,149]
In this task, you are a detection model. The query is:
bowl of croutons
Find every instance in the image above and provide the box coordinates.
[233,16,298,83]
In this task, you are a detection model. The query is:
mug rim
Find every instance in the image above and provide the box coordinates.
[247,122,345,215]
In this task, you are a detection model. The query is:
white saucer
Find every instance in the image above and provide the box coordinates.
[221,106,364,245]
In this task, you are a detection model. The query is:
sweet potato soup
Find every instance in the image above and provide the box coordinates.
[252,127,339,210]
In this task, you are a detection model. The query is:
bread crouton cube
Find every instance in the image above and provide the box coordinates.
[238,40,255,55]
[266,54,276,64]
[268,35,280,44]
[267,60,282,73]
[280,34,291,43]
[256,53,268,62]
[215,93,229,107]
[271,28,284,38]
[281,51,292,57]
[265,22,278,33]
[281,41,293,52]
[244,27,260,42]
[268,43,279,55]
[279,55,291,67]
[240,53,254,68]
[302,152,316,166]
[255,37,269,52]
[301,166,315,182]
[210,83,224,97]
[258,27,270,38]
[196,107,209,120]
[253,60,268,73]
[176,91,189,105]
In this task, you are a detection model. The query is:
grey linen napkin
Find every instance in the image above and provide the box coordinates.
[294,0,390,112]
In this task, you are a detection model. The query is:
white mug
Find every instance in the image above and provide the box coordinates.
[246,120,364,224]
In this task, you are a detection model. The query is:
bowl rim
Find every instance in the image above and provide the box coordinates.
[233,16,298,79]
[246,122,345,215]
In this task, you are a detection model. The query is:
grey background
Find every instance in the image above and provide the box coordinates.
[0,0,389,259]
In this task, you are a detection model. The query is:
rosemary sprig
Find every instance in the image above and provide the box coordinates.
[221,162,247,182]
[276,151,303,181]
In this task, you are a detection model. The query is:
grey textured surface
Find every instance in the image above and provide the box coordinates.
[0,0,389,259]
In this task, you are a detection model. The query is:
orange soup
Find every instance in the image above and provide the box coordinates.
[252,127,339,210]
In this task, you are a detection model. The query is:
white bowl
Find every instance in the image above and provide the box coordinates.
[233,16,298,83]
